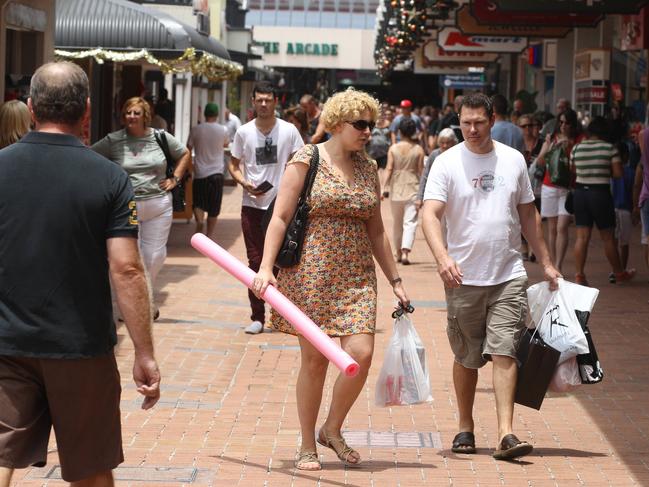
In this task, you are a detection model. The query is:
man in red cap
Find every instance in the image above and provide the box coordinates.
[390,99,423,145]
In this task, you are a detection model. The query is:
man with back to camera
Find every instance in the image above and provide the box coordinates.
[389,99,423,145]
[437,95,464,143]
[490,94,525,153]
[0,62,160,487]
[421,92,561,460]
[300,94,327,143]
[229,81,304,334]
[187,102,229,238]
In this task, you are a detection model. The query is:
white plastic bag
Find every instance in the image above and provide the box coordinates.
[527,278,595,363]
[375,314,432,407]
[548,356,581,392]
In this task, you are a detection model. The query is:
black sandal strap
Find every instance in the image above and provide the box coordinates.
[452,431,475,448]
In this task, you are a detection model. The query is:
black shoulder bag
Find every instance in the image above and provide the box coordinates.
[264,144,320,268]
[154,129,187,213]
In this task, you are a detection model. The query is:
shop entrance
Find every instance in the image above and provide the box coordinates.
[4,28,43,101]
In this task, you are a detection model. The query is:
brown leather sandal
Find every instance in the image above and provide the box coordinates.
[493,434,533,460]
[317,429,361,467]
[295,451,321,471]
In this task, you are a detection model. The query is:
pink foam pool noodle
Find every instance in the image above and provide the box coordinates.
[190,233,360,377]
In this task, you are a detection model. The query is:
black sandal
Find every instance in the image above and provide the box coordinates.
[451,431,476,454]
[493,434,533,460]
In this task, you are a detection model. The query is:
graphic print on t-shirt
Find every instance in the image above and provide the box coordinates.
[255,143,278,165]
[473,170,505,194]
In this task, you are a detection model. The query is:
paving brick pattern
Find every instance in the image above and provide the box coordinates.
[12,185,649,486]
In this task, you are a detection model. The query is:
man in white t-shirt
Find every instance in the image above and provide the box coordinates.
[228,82,304,334]
[187,103,229,238]
[422,93,561,460]
[224,108,241,142]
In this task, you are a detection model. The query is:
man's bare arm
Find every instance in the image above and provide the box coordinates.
[107,237,160,409]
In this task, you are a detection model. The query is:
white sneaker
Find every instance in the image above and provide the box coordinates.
[244,320,264,334]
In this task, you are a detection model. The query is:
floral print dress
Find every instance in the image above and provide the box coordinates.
[270,144,379,336]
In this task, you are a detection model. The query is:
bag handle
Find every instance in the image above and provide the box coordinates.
[153,129,176,179]
[297,144,320,205]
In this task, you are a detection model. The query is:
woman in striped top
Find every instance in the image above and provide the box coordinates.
[570,116,635,285]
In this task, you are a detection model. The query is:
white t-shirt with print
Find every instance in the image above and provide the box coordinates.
[231,118,304,209]
[424,140,535,286]
[187,121,228,179]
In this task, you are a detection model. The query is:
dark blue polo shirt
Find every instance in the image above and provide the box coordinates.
[0,131,138,358]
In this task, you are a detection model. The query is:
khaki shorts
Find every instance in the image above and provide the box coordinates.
[445,277,528,369]
[0,352,123,482]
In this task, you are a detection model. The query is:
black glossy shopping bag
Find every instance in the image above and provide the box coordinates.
[515,328,561,410]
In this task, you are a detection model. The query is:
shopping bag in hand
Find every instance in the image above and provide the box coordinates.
[575,310,604,384]
[515,328,560,410]
[527,279,590,363]
[548,357,581,393]
[375,312,432,407]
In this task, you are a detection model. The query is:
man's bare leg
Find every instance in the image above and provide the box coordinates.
[206,216,218,240]
[0,467,14,487]
[492,355,517,443]
[70,470,114,487]
[193,208,205,234]
[453,361,478,435]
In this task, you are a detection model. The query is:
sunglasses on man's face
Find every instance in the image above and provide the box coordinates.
[347,120,376,131]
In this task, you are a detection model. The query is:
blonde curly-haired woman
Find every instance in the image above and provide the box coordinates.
[252,88,410,471]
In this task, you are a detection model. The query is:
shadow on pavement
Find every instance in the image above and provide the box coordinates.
[218,455,362,487]
[525,226,649,483]
[167,216,242,257]
[218,455,437,485]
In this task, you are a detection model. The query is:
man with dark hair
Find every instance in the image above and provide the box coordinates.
[156,88,175,133]
[422,92,560,460]
[436,95,464,143]
[299,94,327,143]
[228,82,304,334]
[0,61,160,487]
[389,99,423,145]
[187,102,229,238]
[491,94,524,153]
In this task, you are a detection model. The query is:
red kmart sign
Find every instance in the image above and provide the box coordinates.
[438,28,528,53]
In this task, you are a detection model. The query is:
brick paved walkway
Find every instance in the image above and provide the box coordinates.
[13,185,649,486]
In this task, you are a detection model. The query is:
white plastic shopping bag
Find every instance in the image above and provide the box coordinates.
[375,314,432,407]
[548,356,582,392]
[527,278,597,363]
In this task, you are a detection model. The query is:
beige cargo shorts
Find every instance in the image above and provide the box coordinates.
[444,276,528,369]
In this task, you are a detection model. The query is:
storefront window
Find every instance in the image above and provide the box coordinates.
[4,28,43,102]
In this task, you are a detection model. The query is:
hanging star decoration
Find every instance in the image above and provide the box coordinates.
[373,0,458,77]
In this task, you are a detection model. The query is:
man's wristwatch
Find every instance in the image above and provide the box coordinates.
[389,277,402,286]
[172,176,181,185]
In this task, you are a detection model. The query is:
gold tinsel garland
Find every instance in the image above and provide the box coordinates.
[54,47,243,82]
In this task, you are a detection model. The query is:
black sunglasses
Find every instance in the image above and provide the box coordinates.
[264,136,273,154]
[347,120,376,131]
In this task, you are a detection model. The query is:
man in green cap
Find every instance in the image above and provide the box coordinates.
[187,102,229,237]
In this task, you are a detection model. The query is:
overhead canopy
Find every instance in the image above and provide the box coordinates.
[55,0,243,81]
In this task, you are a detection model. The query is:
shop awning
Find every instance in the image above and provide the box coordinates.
[54,0,243,81]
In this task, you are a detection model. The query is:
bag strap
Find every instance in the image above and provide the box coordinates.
[153,129,175,178]
[297,144,320,203]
